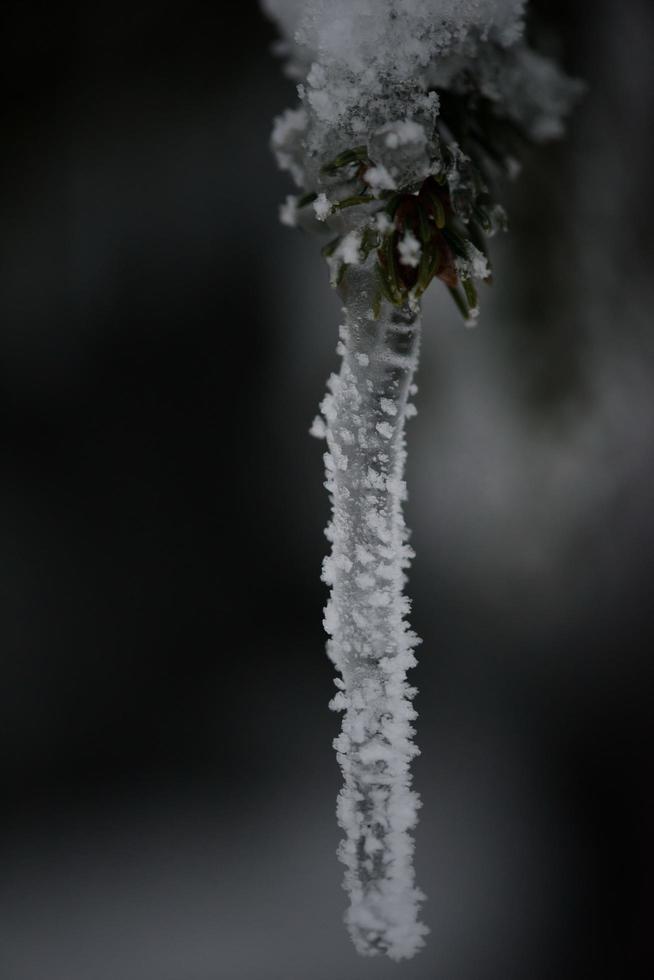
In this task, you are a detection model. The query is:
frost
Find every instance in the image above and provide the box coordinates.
[339,233,363,265]
[311,292,427,960]
[327,232,363,286]
[355,544,374,565]
[364,164,397,193]
[365,466,386,490]
[373,212,393,235]
[464,307,480,328]
[270,106,308,187]
[309,414,327,439]
[466,242,490,281]
[313,192,332,221]
[367,590,392,608]
[380,398,398,417]
[454,241,491,287]
[398,230,421,268]
[330,691,349,712]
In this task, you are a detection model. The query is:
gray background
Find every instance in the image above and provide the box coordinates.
[1,1,651,977]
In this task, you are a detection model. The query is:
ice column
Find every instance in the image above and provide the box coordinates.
[314,266,428,960]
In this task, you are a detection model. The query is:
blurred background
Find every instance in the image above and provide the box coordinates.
[1,1,652,978]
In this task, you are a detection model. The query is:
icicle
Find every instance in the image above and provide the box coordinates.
[318,267,428,960]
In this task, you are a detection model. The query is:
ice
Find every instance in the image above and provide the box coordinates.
[313,293,427,960]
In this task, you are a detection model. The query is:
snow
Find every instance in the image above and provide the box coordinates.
[364,164,397,193]
[264,1,527,84]
[266,0,580,225]
[373,212,393,235]
[466,242,490,280]
[398,231,422,269]
[326,232,363,286]
[263,2,532,199]
[383,119,428,149]
[340,234,363,264]
[313,192,332,221]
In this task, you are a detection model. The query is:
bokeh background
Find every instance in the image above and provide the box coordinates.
[1,2,652,978]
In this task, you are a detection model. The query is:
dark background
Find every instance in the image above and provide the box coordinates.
[1,2,652,978]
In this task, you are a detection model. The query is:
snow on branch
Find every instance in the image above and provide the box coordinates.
[266,0,582,322]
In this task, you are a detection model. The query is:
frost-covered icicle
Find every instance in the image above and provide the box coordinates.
[263,0,581,961]
[313,266,426,959]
